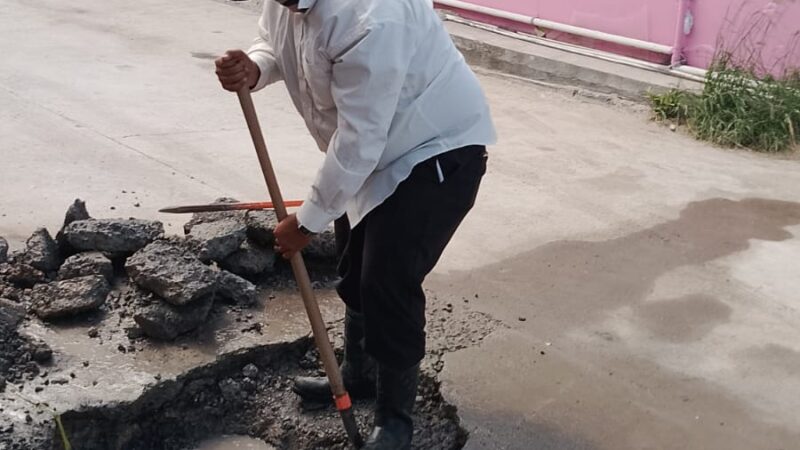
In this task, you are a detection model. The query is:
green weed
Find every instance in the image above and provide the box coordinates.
[649,60,800,153]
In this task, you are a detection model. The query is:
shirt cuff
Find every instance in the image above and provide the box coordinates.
[246,52,278,92]
[296,200,336,234]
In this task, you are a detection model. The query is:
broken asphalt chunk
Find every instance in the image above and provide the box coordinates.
[30,275,110,320]
[125,239,219,306]
[64,218,164,255]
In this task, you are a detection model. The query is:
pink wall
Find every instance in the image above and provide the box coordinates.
[443,0,800,74]
[686,0,800,75]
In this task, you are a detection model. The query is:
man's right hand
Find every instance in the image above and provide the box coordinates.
[215,49,260,92]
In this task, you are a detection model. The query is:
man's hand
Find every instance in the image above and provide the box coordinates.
[215,49,260,92]
[274,213,313,259]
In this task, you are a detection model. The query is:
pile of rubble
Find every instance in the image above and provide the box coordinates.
[1,199,499,450]
[0,199,338,346]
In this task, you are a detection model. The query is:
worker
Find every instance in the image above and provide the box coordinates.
[215,0,495,448]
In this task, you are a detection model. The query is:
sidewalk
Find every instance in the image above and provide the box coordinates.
[446,19,704,100]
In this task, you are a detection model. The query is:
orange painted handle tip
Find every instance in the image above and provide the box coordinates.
[334,393,353,411]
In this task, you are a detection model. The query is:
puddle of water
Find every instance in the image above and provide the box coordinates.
[193,435,275,450]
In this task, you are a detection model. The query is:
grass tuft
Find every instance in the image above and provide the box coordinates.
[649,58,800,153]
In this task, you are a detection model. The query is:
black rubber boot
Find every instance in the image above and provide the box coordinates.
[292,307,376,403]
[363,362,420,450]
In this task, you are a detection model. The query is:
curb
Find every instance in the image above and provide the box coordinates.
[445,20,704,101]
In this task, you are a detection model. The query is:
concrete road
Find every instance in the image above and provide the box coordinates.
[2,1,800,449]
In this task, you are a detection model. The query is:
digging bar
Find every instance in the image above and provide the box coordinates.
[235,88,364,448]
[159,200,303,214]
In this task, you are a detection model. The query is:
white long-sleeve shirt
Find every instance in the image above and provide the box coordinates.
[247,0,497,232]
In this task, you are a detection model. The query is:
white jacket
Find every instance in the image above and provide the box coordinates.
[248,0,497,232]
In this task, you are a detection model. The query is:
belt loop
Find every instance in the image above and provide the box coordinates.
[435,159,445,183]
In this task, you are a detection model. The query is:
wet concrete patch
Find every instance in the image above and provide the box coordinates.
[460,410,599,450]
[432,198,800,330]
[738,344,800,376]
[634,294,733,343]
[430,198,800,449]
[440,328,800,450]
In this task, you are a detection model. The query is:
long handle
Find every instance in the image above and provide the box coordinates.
[236,89,363,448]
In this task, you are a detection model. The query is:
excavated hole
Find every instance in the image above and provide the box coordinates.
[0,284,499,450]
[1,198,501,449]
[48,335,468,450]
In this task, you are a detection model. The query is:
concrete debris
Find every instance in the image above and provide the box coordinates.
[187,217,247,263]
[218,377,243,402]
[217,270,258,307]
[125,239,219,306]
[61,199,92,228]
[30,275,110,320]
[244,209,278,247]
[56,199,91,254]
[1,299,52,389]
[303,228,338,264]
[31,344,53,364]
[0,263,46,288]
[0,282,22,302]
[221,239,276,278]
[64,218,164,255]
[20,228,60,273]
[242,363,259,379]
[133,289,214,341]
[0,237,8,264]
[0,298,25,329]
[58,252,114,281]
[183,197,244,234]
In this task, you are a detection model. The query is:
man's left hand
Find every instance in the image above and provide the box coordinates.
[274,213,312,259]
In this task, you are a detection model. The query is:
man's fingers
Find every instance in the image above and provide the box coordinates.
[217,71,247,84]
[219,50,248,67]
[220,79,248,92]
[216,62,247,77]
[225,49,247,58]
[217,57,244,69]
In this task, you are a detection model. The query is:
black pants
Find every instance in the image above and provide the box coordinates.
[334,145,487,370]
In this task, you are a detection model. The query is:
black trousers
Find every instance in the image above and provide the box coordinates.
[334,145,487,370]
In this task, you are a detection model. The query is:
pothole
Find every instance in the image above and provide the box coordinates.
[0,200,500,449]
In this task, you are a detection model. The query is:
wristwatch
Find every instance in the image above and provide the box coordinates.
[298,224,316,236]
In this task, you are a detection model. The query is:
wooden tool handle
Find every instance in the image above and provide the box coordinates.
[235,89,362,447]
[236,88,343,388]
